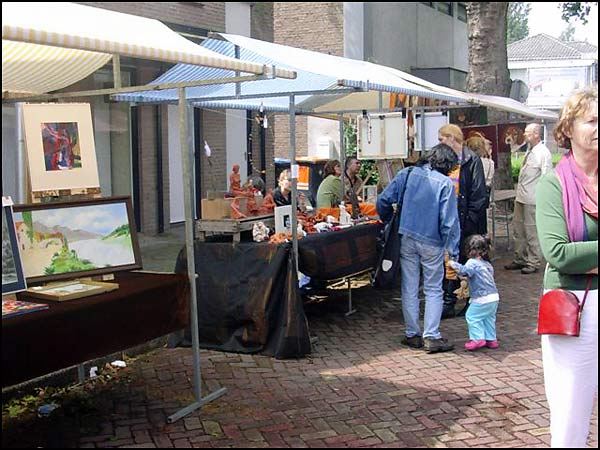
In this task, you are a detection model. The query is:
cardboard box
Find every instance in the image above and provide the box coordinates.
[201,197,249,220]
[201,198,228,220]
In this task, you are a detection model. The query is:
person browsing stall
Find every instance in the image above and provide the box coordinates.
[316,159,343,209]
[377,144,461,354]
[437,124,488,319]
[504,123,553,275]
[273,169,307,211]
[448,234,500,351]
[535,86,598,449]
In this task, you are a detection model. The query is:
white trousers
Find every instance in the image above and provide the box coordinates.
[541,289,598,448]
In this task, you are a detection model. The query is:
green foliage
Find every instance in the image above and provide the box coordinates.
[343,120,380,186]
[511,152,564,183]
[560,22,577,40]
[507,2,531,44]
[44,247,95,275]
[102,224,130,240]
[559,2,597,24]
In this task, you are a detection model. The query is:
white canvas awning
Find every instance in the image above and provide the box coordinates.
[1,2,295,95]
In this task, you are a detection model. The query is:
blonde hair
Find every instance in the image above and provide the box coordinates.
[439,124,464,145]
[278,169,291,182]
[466,133,489,159]
[554,85,598,150]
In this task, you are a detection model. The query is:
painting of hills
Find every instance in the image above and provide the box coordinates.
[13,201,138,280]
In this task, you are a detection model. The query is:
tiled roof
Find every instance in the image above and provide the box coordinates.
[567,41,598,54]
[508,33,597,61]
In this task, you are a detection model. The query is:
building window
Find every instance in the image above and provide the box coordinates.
[435,2,453,16]
[457,3,467,22]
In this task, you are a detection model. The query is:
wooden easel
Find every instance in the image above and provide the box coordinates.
[376,159,405,188]
[29,187,102,204]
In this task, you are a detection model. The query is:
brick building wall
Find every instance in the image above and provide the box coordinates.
[273,2,344,159]
[76,2,225,31]
[76,2,227,233]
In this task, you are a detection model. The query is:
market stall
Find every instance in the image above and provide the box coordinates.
[2,2,296,422]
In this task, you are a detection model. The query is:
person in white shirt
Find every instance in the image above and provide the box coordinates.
[504,123,553,274]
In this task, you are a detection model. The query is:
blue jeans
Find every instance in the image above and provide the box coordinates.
[400,235,445,339]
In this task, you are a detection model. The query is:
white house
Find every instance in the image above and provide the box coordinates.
[508,33,598,111]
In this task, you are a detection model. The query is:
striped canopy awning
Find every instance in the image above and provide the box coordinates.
[1,2,295,95]
[2,40,111,94]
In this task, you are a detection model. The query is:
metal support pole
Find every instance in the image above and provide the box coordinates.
[16,102,26,203]
[169,88,226,423]
[289,95,299,274]
[77,364,85,384]
[345,277,356,317]
[339,114,345,204]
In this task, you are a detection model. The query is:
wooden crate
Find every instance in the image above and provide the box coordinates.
[196,215,275,243]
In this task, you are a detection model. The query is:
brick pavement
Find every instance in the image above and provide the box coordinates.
[3,254,598,448]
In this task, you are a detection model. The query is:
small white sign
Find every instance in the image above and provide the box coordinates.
[291,164,299,179]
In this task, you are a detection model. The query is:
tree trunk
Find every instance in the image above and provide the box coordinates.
[467,2,514,189]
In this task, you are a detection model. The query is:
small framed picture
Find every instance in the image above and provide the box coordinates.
[22,103,100,193]
[25,280,119,302]
[13,196,141,284]
[2,197,27,295]
[362,185,378,204]
[275,205,292,234]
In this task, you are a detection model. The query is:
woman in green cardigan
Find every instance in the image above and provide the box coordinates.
[535,85,598,448]
[316,159,343,209]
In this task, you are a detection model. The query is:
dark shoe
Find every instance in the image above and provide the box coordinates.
[504,262,525,270]
[401,335,423,349]
[521,266,539,275]
[423,337,454,353]
[441,305,456,319]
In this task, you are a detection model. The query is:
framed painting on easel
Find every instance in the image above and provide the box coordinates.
[21,103,100,196]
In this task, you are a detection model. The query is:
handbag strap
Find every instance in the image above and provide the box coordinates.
[397,166,414,215]
[579,275,594,311]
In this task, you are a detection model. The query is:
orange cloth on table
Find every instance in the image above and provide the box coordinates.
[317,203,378,221]
[349,203,378,218]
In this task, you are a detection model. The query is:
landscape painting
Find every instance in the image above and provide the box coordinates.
[2,201,27,294]
[13,197,141,283]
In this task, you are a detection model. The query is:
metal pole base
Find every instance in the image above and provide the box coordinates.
[167,387,227,423]
[345,278,356,316]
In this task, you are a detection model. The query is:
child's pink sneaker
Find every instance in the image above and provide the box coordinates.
[485,340,499,349]
[464,340,486,351]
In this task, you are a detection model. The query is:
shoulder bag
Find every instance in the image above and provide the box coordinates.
[373,167,413,290]
[537,276,593,337]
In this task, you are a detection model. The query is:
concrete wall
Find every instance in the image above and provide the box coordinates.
[364,3,468,72]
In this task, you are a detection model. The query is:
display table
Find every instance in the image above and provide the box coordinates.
[174,222,383,358]
[2,271,189,387]
[175,242,311,359]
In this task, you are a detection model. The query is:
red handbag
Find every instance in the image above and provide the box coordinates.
[537,277,593,337]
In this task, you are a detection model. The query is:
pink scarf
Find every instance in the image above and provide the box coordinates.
[555,151,598,242]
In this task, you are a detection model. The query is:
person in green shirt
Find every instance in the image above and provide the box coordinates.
[535,85,598,449]
[316,159,343,209]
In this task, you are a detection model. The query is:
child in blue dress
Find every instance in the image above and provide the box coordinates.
[448,235,500,351]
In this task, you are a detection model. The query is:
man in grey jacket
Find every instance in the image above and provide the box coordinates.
[504,123,553,274]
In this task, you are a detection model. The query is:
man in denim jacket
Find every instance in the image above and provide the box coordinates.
[377,144,461,353]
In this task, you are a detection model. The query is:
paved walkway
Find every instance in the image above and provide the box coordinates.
[3,228,598,448]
